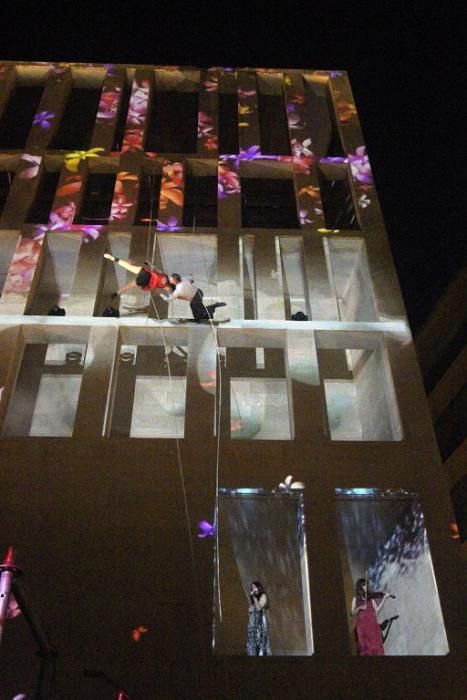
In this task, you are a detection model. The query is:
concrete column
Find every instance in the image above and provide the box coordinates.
[66,232,107,316]
[254,233,285,319]
[184,326,216,441]
[0,325,23,433]
[303,233,339,320]
[73,325,119,438]
[286,329,324,441]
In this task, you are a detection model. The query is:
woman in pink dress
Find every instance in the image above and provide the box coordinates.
[351,578,390,655]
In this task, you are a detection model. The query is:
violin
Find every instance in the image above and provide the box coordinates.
[367,591,396,600]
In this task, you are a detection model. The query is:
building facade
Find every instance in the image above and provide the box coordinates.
[0,62,465,698]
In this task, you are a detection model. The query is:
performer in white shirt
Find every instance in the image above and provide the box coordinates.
[161,273,226,321]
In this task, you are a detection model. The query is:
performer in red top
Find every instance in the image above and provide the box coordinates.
[104,253,171,297]
[351,577,390,655]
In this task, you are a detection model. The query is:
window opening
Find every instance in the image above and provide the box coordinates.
[50,88,101,150]
[0,85,44,150]
[213,488,313,655]
[335,488,449,655]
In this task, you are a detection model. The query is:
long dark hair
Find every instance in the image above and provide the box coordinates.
[250,581,268,608]
[355,577,367,601]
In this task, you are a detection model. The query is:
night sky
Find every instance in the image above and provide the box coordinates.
[1,2,465,333]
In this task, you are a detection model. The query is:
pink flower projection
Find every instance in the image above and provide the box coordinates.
[198,112,218,152]
[348,146,373,186]
[110,194,134,220]
[2,236,45,296]
[297,184,323,226]
[131,625,149,642]
[157,161,184,230]
[18,154,42,179]
[203,76,218,92]
[122,128,144,152]
[48,201,77,229]
[122,78,150,152]
[218,159,241,198]
[109,171,139,222]
[97,87,121,122]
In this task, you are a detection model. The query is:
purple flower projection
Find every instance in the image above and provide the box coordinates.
[197,520,215,538]
[348,146,373,185]
[33,111,55,129]
[320,147,373,186]
[97,87,121,122]
[156,216,182,232]
[299,208,313,225]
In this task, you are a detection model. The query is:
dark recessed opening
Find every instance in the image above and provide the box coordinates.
[318,171,359,230]
[182,175,217,227]
[75,173,116,224]
[0,85,44,149]
[241,178,299,228]
[219,92,239,155]
[0,171,14,217]
[26,171,61,223]
[134,173,162,224]
[304,79,345,158]
[257,93,291,156]
[50,88,101,150]
[112,80,133,151]
[146,90,199,153]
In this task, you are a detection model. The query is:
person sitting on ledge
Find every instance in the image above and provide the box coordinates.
[103,253,171,297]
[160,273,226,321]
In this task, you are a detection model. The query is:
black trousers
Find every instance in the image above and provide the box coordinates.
[190,289,216,320]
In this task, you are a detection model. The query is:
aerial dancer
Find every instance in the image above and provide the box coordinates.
[160,273,226,321]
[246,581,272,656]
[103,253,171,297]
[351,577,391,655]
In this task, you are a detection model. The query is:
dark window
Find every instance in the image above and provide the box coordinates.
[26,171,60,223]
[146,90,199,153]
[0,171,14,217]
[75,173,116,224]
[218,92,239,155]
[112,80,132,151]
[134,174,162,224]
[50,88,101,150]
[242,178,299,228]
[257,93,291,156]
[0,85,44,149]
[318,171,359,230]
[304,79,345,158]
[182,175,217,227]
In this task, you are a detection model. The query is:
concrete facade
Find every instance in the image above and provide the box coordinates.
[0,61,465,698]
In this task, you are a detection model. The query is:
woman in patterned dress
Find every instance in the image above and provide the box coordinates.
[246,581,272,656]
